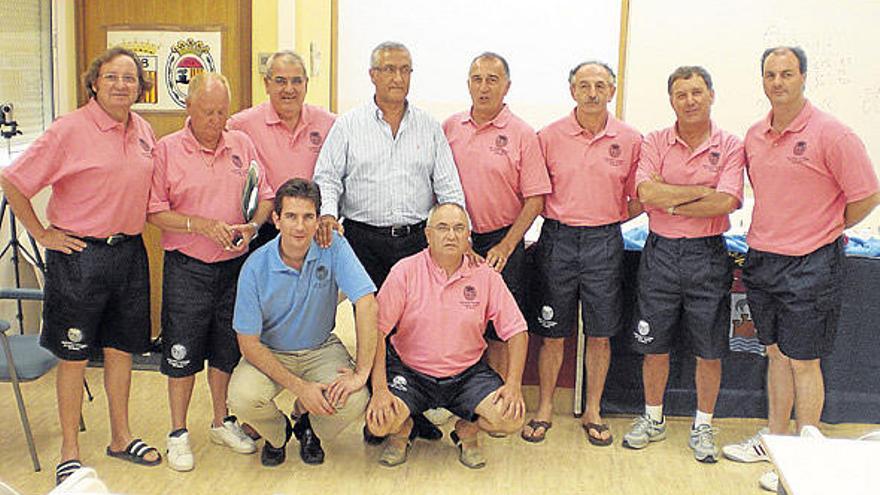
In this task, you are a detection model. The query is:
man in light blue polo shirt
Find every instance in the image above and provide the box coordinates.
[228,178,378,469]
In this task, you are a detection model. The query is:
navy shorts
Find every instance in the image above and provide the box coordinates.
[634,233,733,359]
[41,236,151,361]
[743,238,844,360]
[385,346,503,422]
[160,251,245,377]
[472,225,526,342]
[530,220,625,339]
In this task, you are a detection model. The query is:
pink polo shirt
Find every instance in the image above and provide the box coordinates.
[2,99,155,237]
[442,105,551,233]
[377,249,527,378]
[228,102,335,190]
[149,121,273,263]
[745,101,879,256]
[539,111,642,226]
[636,123,745,238]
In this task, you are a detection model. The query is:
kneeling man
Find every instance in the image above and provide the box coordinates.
[366,203,528,469]
[228,178,378,468]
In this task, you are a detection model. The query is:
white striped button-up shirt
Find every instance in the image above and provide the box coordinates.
[313,99,465,226]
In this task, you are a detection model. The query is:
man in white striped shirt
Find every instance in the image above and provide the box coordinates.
[313,41,465,443]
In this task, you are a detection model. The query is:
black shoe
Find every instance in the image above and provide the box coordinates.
[261,417,292,467]
[363,424,386,445]
[292,413,325,465]
[412,413,443,441]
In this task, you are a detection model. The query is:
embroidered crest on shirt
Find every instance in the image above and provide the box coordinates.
[490,134,509,156]
[315,265,329,281]
[309,131,323,146]
[460,285,479,309]
[138,137,152,155]
[787,140,811,165]
[604,142,625,167]
[703,151,722,173]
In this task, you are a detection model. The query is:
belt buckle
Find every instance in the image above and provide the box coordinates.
[390,225,410,237]
[105,234,124,246]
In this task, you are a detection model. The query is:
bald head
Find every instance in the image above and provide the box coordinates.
[186,72,230,148]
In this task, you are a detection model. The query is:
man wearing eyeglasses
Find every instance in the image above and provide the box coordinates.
[442,52,550,378]
[313,41,465,443]
[365,203,527,469]
[229,51,335,249]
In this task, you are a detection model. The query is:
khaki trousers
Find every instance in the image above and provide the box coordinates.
[228,334,369,447]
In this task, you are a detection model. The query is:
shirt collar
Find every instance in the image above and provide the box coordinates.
[264,101,312,128]
[759,99,813,136]
[85,98,125,132]
[370,97,410,122]
[461,104,512,129]
[181,117,231,155]
[668,120,721,153]
[269,235,321,273]
[421,248,471,284]
[563,108,618,140]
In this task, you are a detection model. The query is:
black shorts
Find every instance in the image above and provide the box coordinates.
[343,219,427,289]
[41,236,151,361]
[743,238,844,360]
[530,220,625,339]
[634,233,733,359]
[472,225,526,342]
[160,251,245,377]
[385,346,503,422]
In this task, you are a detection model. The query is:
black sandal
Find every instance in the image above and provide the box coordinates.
[106,438,162,466]
[55,459,82,486]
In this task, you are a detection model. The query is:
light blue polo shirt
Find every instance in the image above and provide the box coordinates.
[233,232,376,351]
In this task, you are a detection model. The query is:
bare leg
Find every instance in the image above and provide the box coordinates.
[207,367,231,427]
[105,347,158,462]
[168,375,195,431]
[581,337,611,442]
[523,337,564,438]
[766,344,794,435]
[57,360,88,462]
[695,357,721,415]
[643,353,670,407]
[791,358,824,432]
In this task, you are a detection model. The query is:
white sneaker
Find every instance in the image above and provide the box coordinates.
[759,470,778,492]
[210,418,257,454]
[722,427,770,463]
[167,431,194,472]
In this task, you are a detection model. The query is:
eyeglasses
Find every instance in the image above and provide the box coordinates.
[269,76,306,87]
[429,224,468,235]
[372,65,413,76]
[100,73,138,85]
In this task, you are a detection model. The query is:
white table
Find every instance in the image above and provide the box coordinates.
[761,434,880,495]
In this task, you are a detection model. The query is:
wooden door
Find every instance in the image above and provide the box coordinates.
[75,0,252,337]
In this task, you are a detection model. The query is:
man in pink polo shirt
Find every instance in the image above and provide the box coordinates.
[523,61,641,446]
[228,50,335,249]
[365,203,528,469]
[147,72,273,472]
[623,66,744,464]
[0,47,162,483]
[442,52,550,377]
[720,47,879,493]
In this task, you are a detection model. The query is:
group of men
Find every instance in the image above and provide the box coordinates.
[2,40,878,491]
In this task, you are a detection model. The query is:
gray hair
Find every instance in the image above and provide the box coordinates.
[265,50,308,79]
[427,202,471,230]
[186,72,231,103]
[568,61,616,84]
[761,46,808,75]
[667,66,713,95]
[370,41,411,68]
[470,51,510,80]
